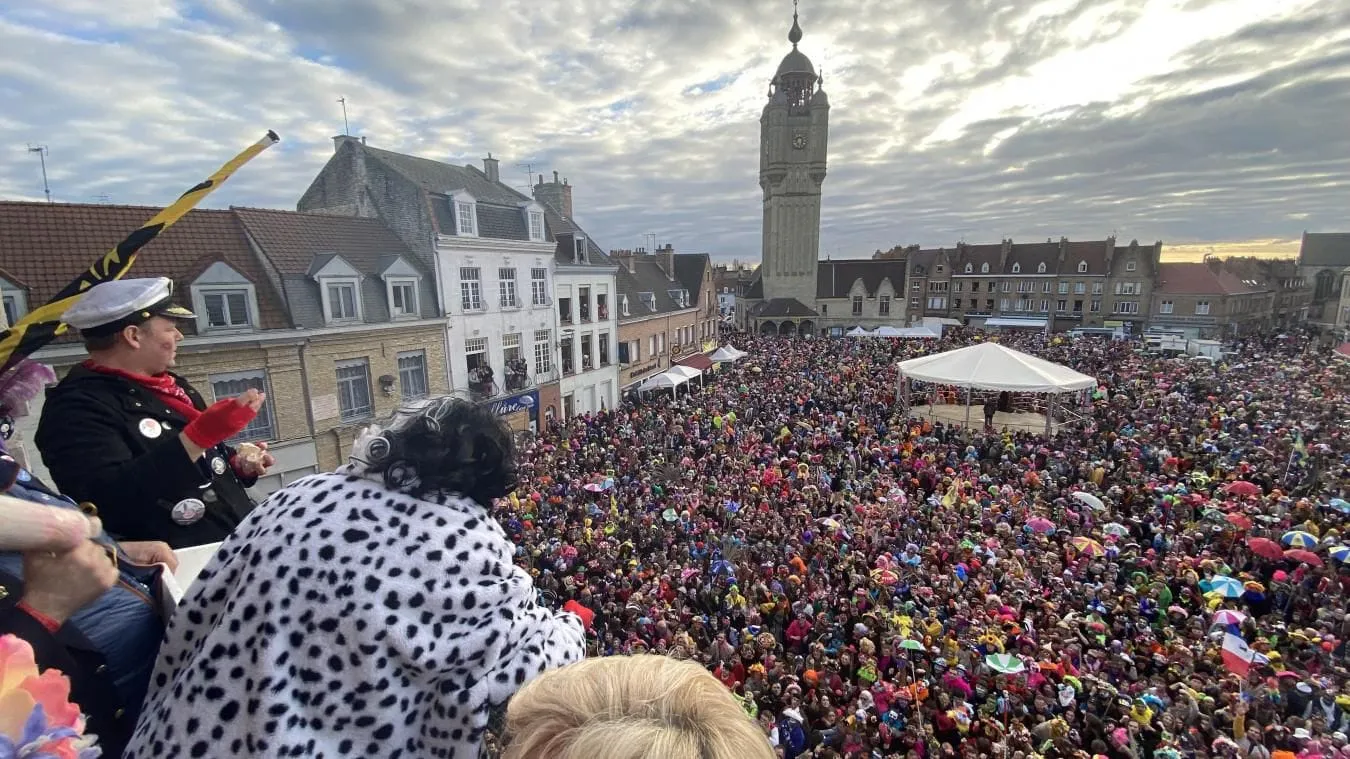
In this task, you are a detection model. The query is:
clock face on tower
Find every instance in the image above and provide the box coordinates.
[792,134,808,150]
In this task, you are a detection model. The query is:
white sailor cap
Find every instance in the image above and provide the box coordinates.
[62,277,196,337]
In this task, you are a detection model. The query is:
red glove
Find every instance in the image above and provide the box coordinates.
[183,399,258,449]
[563,600,594,630]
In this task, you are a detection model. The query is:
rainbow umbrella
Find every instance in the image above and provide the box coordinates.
[1070,537,1105,557]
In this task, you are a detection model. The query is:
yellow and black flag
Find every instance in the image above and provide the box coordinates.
[0,130,280,374]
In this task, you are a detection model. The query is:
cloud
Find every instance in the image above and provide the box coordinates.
[0,0,1346,263]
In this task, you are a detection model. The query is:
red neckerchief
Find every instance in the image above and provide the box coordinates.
[82,360,201,421]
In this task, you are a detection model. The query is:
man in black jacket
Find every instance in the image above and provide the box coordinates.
[35,277,274,547]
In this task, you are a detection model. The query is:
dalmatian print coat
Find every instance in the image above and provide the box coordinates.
[124,470,586,759]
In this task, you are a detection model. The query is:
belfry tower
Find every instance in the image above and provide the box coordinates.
[759,0,829,307]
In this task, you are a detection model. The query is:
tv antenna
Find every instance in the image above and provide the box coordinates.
[337,96,350,135]
[27,145,51,203]
[516,162,539,188]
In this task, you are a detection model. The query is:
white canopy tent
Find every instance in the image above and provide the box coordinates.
[873,326,940,339]
[709,346,746,362]
[896,342,1096,432]
[846,326,874,337]
[639,371,691,392]
[667,365,704,383]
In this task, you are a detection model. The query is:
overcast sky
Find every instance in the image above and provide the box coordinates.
[1,0,1346,262]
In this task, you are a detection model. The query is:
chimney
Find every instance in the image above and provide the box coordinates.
[332,134,362,154]
[483,153,500,183]
[611,248,637,274]
[662,243,676,280]
[532,170,575,218]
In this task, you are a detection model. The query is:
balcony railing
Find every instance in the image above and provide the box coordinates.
[505,371,530,393]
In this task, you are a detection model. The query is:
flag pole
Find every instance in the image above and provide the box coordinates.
[0,130,280,373]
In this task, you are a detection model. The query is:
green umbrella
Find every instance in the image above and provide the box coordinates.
[899,639,925,651]
[984,653,1026,675]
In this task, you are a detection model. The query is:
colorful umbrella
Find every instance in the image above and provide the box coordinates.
[1102,523,1130,538]
[1282,531,1319,549]
[1284,549,1322,567]
[1070,537,1105,557]
[899,639,925,651]
[583,483,603,492]
[1329,546,1350,563]
[1027,517,1056,534]
[984,654,1026,675]
[1211,609,1247,626]
[1225,481,1262,497]
[1247,537,1284,560]
[1204,575,1244,598]
[870,568,900,586]
[1226,513,1253,530]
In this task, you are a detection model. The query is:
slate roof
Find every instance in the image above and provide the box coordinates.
[539,203,613,269]
[232,207,438,328]
[952,243,1004,273]
[351,144,536,241]
[0,201,289,334]
[1154,262,1271,296]
[745,273,764,299]
[757,298,817,318]
[1004,241,1060,275]
[1299,233,1350,268]
[361,146,529,205]
[1062,240,1111,276]
[615,253,706,321]
[672,253,711,305]
[816,259,907,299]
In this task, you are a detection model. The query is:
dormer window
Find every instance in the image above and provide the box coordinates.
[935,265,944,274]
[668,289,689,308]
[379,255,423,320]
[980,263,990,273]
[1126,259,1137,272]
[640,291,656,311]
[1077,260,1088,273]
[309,254,364,325]
[964,263,972,273]
[528,211,544,242]
[191,261,260,334]
[1037,262,1047,274]
[621,294,630,316]
[451,191,478,237]
[1011,262,1021,273]
[573,236,588,264]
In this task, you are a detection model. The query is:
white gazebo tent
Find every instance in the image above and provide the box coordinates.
[639,370,691,394]
[846,326,874,337]
[896,342,1096,432]
[666,364,705,385]
[874,326,940,339]
[709,346,746,362]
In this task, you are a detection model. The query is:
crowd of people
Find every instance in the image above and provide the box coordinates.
[3,270,1350,758]
[490,327,1350,759]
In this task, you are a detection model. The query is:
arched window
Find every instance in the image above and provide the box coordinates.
[1077,260,1088,273]
[980,263,990,273]
[1011,262,1021,273]
[964,263,972,273]
[1037,262,1047,273]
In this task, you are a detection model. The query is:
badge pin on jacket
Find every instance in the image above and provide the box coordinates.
[138,418,162,439]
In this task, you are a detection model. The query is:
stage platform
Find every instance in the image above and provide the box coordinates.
[912,403,1056,433]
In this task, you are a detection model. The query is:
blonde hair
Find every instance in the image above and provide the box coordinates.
[502,655,775,759]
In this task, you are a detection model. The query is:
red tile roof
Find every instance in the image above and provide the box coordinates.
[1154,262,1271,296]
[0,201,289,332]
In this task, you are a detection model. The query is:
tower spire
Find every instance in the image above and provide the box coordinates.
[788,0,803,48]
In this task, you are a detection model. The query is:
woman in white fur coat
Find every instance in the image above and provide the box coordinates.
[125,398,591,759]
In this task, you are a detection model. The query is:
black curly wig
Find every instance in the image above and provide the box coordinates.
[362,397,519,505]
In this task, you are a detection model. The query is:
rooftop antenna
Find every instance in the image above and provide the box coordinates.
[27,145,51,203]
[337,96,350,136]
[516,162,539,188]
[644,233,657,253]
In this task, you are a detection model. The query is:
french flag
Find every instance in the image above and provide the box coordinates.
[1222,633,1268,676]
